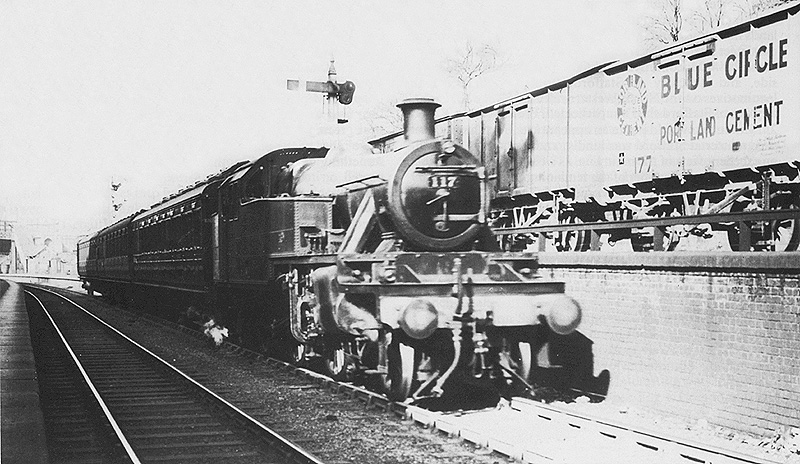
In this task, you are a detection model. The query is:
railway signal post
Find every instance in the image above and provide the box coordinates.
[287,60,356,125]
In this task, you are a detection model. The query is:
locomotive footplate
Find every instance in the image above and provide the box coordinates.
[337,251,580,338]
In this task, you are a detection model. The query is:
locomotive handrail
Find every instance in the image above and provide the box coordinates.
[335,175,386,191]
[414,165,479,172]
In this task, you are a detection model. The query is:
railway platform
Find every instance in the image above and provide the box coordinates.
[0,279,49,463]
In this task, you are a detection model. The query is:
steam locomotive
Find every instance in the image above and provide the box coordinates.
[78,98,581,401]
[372,4,800,253]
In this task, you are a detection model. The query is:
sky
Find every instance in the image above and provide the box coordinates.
[0,0,652,235]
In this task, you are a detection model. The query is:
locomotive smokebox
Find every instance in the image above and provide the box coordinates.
[397,98,440,142]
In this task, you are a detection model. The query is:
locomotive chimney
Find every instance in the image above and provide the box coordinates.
[397,98,440,142]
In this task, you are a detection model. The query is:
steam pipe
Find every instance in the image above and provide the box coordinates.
[432,327,461,397]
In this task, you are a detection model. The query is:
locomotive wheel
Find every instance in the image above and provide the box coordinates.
[323,343,350,381]
[727,195,800,251]
[381,341,417,401]
[515,341,533,382]
[291,343,307,366]
[499,340,533,384]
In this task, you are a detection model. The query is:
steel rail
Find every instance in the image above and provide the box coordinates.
[34,286,326,464]
[97,303,406,416]
[25,290,142,464]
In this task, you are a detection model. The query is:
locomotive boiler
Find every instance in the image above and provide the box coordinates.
[78,98,581,402]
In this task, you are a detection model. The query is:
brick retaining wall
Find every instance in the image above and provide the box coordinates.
[537,252,800,435]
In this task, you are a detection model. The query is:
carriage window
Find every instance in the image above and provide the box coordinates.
[274,163,294,196]
[222,187,236,219]
[243,166,268,201]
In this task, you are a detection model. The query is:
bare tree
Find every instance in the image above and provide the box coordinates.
[694,0,731,29]
[644,0,797,47]
[643,0,685,45]
[747,0,797,14]
[691,0,761,32]
[445,42,502,111]
[363,97,405,140]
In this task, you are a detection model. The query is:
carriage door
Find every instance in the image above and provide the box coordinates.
[496,109,514,195]
[211,213,220,281]
[482,110,499,195]
[514,101,532,192]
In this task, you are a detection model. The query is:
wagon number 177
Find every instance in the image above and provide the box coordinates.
[634,155,652,174]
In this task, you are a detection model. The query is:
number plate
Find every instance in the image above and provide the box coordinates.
[428,175,458,188]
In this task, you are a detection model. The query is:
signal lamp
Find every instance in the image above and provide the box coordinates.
[337,80,356,105]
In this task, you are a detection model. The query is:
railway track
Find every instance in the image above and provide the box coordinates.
[136,315,785,464]
[27,285,787,463]
[25,286,324,464]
